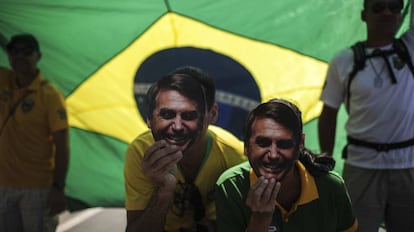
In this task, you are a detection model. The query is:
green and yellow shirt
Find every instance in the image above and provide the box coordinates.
[216,161,358,232]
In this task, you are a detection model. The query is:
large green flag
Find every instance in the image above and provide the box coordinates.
[0,0,410,209]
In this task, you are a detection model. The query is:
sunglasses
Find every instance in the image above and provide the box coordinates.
[7,47,35,56]
[172,181,205,222]
[370,1,403,14]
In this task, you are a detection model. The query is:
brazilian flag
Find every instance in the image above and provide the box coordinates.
[0,0,410,209]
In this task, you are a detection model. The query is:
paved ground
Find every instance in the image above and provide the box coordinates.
[56,208,126,232]
[56,208,386,232]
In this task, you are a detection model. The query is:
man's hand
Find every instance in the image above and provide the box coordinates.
[141,140,183,193]
[246,176,280,213]
[245,176,281,232]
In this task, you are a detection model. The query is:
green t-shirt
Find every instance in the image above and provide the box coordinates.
[216,161,357,232]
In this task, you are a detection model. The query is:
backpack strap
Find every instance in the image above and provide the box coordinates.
[0,91,32,135]
[343,39,414,159]
[346,41,366,110]
[343,41,367,159]
[393,38,414,79]
[346,39,414,110]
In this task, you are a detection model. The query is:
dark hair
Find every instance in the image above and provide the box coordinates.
[146,68,209,121]
[244,99,302,146]
[363,0,404,9]
[244,99,335,176]
[6,33,40,53]
[168,66,216,111]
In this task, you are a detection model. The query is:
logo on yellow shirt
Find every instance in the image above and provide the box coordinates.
[58,109,67,120]
[21,98,34,113]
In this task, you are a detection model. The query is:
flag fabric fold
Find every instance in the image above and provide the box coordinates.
[0,0,409,208]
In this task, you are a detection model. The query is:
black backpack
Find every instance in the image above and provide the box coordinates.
[342,39,414,158]
[345,39,414,110]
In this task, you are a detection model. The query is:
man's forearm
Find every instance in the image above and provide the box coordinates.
[53,129,69,189]
[318,106,338,155]
[318,121,336,155]
[126,188,174,232]
[246,212,273,232]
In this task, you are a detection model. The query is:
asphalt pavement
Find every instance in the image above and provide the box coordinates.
[57,208,126,232]
[56,207,386,232]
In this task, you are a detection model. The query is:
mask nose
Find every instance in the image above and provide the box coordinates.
[172,116,183,130]
[267,142,279,159]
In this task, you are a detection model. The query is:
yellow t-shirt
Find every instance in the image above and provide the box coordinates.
[124,125,246,231]
[0,67,68,188]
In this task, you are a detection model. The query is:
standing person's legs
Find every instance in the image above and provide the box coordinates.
[43,213,59,232]
[343,164,386,232]
[19,188,50,232]
[0,187,24,232]
[384,168,414,232]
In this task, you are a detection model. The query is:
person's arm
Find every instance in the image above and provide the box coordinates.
[246,213,274,232]
[318,104,339,156]
[126,187,175,232]
[125,140,182,232]
[48,128,69,215]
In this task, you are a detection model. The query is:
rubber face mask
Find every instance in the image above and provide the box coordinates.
[246,117,299,181]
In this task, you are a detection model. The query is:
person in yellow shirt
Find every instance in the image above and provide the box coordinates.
[0,34,69,232]
[124,66,246,231]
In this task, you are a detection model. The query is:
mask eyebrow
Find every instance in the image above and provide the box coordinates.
[255,136,272,147]
[276,139,295,149]
[158,109,176,119]
[181,111,199,121]
[254,136,295,149]
[158,109,199,121]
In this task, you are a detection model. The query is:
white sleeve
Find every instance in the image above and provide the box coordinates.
[320,52,349,109]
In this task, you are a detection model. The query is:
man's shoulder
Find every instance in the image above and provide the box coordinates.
[35,74,63,95]
[0,67,13,84]
[330,47,354,65]
[125,131,154,161]
[314,170,345,190]
[208,126,245,163]
[208,125,243,149]
[216,161,250,186]
[129,131,154,148]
